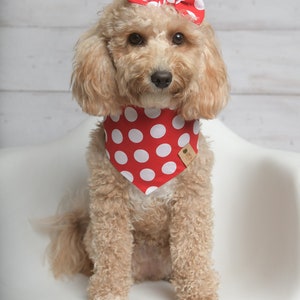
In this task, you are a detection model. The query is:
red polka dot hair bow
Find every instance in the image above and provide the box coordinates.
[128,0,205,25]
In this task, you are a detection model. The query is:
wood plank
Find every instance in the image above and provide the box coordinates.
[218,30,300,95]
[0,91,87,147]
[1,27,299,94]
[219,95,300,152]
[1,0,300,30]
[205,0,300,30]
[0,27,79,91]
[0,0,109,28]
[0,92,299,152]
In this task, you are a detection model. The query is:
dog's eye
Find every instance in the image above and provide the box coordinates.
[128,33,145,46]
[172,32,185,45]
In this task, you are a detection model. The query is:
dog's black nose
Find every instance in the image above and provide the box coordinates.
[151,71,172,89]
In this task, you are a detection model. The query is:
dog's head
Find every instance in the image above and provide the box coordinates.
[71,0,229,120]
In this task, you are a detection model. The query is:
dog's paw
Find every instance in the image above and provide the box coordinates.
[177,297,216,300]
[178,294,218,300]
[88,273,130,300]
[199,296,218,300]
[93,295,127,300]
[175,285,218,300]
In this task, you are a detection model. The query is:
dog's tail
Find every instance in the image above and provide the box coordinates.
[35,189,93,278]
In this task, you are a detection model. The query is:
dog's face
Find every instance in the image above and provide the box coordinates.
[72,0,229,120]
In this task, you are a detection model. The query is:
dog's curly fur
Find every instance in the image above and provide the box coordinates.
[46,0,229,299]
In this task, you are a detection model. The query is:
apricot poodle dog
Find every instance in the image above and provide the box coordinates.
[45,0,229,299]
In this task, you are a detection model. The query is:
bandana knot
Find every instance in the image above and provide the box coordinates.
[128,0,205,25]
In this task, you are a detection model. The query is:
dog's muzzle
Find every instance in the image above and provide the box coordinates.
[151,71,172,89]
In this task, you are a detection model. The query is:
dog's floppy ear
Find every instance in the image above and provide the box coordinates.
[181,23,229,120]
[71,26,120,116]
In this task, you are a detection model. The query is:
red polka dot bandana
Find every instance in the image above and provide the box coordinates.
[128,0,205,25]
[104,106,200,195]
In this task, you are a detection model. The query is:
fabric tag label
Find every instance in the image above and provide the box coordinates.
[178,143,197,167]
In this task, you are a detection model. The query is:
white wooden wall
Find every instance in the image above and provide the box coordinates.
[1,0,299,151]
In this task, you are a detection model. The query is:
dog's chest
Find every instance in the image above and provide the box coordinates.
[128,179,176,234]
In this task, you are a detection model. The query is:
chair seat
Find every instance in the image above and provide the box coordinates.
[1,117,299,300]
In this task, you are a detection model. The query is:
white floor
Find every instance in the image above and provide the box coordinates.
[0,0,300,152]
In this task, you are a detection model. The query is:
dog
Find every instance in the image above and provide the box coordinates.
[45,0,229,299]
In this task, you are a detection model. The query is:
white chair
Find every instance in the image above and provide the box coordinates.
[1,118,299,300]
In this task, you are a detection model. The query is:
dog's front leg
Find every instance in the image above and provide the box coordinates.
[169,189,218,300]
[85,188,133,300]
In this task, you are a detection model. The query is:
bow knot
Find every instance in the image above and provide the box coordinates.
[128,0,205,25]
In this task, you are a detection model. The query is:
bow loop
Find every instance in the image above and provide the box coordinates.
[128,0,205,25]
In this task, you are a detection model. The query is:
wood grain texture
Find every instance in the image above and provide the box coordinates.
[0,27,77,91]
[1,28,299,94]
[1,92,299,151]
[219,95,300,151]
[0,91,86,147]
[1,0,299,29]
[0,0,299,151]
[218,30,300,94]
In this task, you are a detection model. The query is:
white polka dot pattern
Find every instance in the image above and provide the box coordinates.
[144,108,161,119]
[110,114,120,122]
[140,169,156,181]
[145,186,158,195]
[134,149,149,163]
[128,129,143,143]
[150,124,166,139]
[193,119,200,135]
[172,115,185,130]
[162,161,177,175]
[104,106,199,194]
[121,171,134,182]
[156,143,172,157]
[112,129,123,144]
[178,133,190,147]
[114,151,128,165]
[124,107,138,122]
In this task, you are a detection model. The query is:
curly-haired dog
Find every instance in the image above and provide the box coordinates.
[46,0,229,299]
